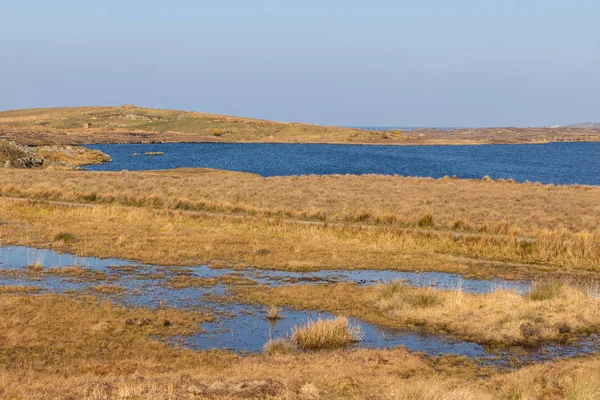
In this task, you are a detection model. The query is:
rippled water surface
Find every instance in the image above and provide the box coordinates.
[85,142,600,185]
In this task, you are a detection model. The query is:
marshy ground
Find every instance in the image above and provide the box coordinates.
[1,164,600,398]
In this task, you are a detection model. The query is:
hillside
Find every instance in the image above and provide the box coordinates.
[1,106,599,145]
[565,122,600,129]
[0,106,410,145]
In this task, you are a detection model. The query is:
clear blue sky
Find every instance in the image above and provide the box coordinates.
[1,1,598,127]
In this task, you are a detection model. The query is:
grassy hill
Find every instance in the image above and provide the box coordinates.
[0,106,410,145]
[1,105,599,146]
[565,122,600,129]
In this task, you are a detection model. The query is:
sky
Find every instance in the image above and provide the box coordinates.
[1,1,599,127]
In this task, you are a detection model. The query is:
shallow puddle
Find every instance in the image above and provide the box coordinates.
[0,246,530,293]
[0,245,596,367]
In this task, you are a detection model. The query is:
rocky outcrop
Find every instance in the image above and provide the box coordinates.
[16,157,44,168]
[0,139,110,169]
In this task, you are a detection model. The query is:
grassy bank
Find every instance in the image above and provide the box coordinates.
[238,281,600,346]
[0,199,599,279]
[1,168,599,236]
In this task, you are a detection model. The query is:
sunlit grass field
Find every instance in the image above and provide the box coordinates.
[1,163,600,398]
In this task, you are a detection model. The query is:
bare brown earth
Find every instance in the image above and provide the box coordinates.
[1,106,599,145]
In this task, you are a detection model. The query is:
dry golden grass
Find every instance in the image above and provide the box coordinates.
[0,293,445,399]
[1,168,599,236]
[0,285,42,293]
[1,199,598,279]
[266,305,283,320]
[34,145,111,167]
[291,317,363,350]
[3,293,600,398]
[238,281,600,346]
[263,338,297,355]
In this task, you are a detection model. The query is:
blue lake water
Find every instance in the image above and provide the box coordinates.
[85,142,600,185]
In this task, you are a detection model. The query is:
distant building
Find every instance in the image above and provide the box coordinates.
[83,123,91,129]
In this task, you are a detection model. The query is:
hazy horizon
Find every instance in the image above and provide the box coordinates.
[2,1,598,127]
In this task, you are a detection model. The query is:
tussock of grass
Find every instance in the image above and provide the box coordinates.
[528,280,566,301]
[27,263,44,272]
[292,317,363,350]
[266,305,283,320]
[255,248,272,256]
[418,212,435,228]
[53,231,77,242]
[408,291,444,308]
[564,375,600,400]
[376,283,444,309]
[452,219,473,231]
[263,338,296,355]
[377,280,407,299]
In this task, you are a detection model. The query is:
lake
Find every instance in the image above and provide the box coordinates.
[85,142,600,185]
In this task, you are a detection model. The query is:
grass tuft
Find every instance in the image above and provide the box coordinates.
[408,291,443,308]
[255,248,272,256]
[377,280,407,299]
[565,375,600,400]
[417,212,434,228]
[528,281,566,301]
[291,317,363,350]
[266,305,283,320]
[53,231,77,243]
[263,338,296,355]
